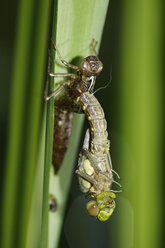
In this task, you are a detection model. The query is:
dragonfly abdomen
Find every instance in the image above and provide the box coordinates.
[78,92,109,154]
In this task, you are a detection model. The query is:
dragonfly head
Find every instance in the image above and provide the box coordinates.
[86,191,116,221]
[81,56,103,76]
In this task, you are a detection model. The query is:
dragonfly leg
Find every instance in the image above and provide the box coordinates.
[90,39,98,57]
[44,49,52,100]
[112,180,122,188]
[51,39,79,71]
[111,169,120,179]
[111,189,122,193]
[44,80,72,101]
[76,170,97,186]
[49,72,77,79]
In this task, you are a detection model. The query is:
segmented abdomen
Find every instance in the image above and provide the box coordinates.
[78,92,109,154]
[52,108,73,172]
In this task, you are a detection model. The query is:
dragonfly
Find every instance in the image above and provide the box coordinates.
[45,39,121,221]
[76,92,121,221]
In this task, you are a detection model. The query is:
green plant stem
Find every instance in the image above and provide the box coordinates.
[1,0,51,247]
[110,1,163,247]
[41,1,110,248]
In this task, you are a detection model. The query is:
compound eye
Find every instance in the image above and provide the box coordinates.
[81,61,90,71]
[97,207,115,222]
[86,200,99,217]
[97,61,103,73]
[89,60,103,74]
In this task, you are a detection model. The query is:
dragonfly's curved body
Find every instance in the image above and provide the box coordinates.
[76,92,120,221]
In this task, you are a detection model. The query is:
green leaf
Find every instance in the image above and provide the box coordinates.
[107,1,163,248]
[41,1,110,248]
[1,0,110,247]
[1,0,51,247]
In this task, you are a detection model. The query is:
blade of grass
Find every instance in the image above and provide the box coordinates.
[41,1,110,248]
[26,111,47,248]
[109,1,163,247]
[1,0,51,247]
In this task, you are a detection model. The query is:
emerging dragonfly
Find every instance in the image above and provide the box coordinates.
[76,92,121,221]
[45,39,121,221]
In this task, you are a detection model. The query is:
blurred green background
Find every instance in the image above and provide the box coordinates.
[0,0,164,248]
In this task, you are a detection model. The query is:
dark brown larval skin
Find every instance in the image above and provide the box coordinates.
[45,40,103,173]
[52,109,73,171]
